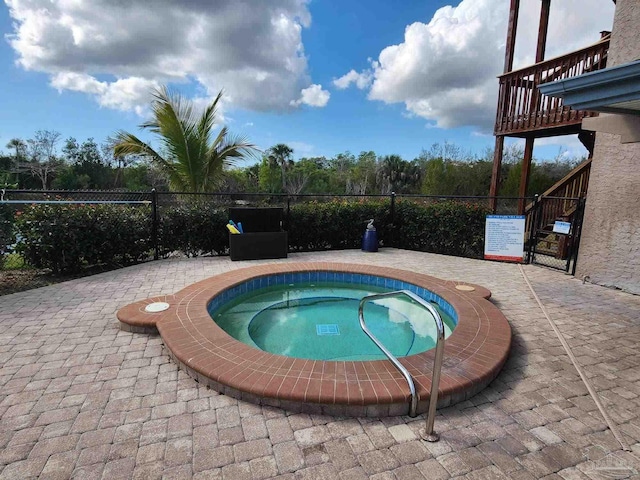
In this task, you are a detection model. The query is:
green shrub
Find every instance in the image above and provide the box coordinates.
[0,204,15,269]
[158,203,229,257]
[288,199,391,251]
[287,198,488,257]
[15,204,152,273]
[394,200,490,258]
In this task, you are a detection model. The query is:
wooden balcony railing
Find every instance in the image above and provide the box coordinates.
[495,37,610,136]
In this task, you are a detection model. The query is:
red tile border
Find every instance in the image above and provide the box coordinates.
[117,262,511,416]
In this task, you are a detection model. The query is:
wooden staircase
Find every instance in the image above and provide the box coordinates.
[525,158,591,258]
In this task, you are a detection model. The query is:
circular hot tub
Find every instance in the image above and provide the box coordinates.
[209,273,457,361]
[117,263,511,416]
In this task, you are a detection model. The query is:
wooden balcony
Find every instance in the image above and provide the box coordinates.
[495,36,610,137]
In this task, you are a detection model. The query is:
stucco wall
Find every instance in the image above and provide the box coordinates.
[607,0,640,67]
[576,0,640,294]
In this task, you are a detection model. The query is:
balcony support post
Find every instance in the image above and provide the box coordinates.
[518,138,535,214]
[490,0,519,212]
[536,0,551,63]
[504,0,520,72]
[489,136,504,212]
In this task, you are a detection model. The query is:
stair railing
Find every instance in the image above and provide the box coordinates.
[524,158,592,236]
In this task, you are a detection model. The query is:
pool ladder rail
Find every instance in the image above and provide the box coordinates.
[358,290,445,442]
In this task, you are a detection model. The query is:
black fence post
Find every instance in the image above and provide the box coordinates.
[151,189,159,261]
[286,195,291,232]
[570,197,586,276]
[390,191,396,248]
[526,194,539,264]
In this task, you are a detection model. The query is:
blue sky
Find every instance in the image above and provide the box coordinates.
[0,0,615,166]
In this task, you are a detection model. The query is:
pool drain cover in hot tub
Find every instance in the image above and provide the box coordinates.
[316,324,340,335]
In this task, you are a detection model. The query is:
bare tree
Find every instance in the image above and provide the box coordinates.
[284,171,310,195]
[346,177,369,195]
[22,130,62,189]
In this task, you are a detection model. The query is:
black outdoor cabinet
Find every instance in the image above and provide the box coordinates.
[228,207,288,261]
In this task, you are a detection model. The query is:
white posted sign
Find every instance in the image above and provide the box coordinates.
[484,215,526,262]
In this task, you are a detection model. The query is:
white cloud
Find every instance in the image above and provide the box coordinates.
[336,0,615,131]
[333,69,372,90]
[5,0,317,113]
[506,135,589,159]
[534,135,589,159]
[50,73,159,115]
[291,84,330,107]
[287,141,314,156]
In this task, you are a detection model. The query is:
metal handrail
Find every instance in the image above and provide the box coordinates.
[358,289,445,442]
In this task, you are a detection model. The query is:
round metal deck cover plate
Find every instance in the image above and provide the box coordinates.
[455,285,475,292]
[145,302,170,313]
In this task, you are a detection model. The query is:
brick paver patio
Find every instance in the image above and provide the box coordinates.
[1,249,639,479]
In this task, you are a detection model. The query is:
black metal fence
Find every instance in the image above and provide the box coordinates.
[0,189,584,295]
[527,195,586,273]
[0,189,154,294]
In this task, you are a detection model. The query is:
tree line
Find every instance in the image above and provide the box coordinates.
[1,87,583,197]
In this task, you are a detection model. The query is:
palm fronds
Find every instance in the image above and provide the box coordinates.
[112,86,258,192]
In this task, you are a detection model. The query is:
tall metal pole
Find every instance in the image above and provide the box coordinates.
[286,196,291,232]
[390,192,396,248]
[151,189,159,261]
[526,194,540,263]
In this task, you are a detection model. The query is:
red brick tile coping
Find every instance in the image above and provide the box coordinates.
[117,263,511,416]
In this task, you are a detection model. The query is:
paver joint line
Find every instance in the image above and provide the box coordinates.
[518,264,631,452]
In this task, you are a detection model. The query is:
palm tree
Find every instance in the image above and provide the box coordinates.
[6,138,25,184]
[113,87,257,192]
[6,138,25,161]
[267,144,294,192]
[377,155,422,194]
[377,154,404,194]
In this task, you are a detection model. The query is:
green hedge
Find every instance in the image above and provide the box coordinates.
[288,199,488,257]
[0,204,15,269]
[288,200,391,251]
[393,200,489,258]
[158,203,228,257]
[15,204,152,273]
[13,199,490,274]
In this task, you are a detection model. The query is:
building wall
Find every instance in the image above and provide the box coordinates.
[576,0,640,294]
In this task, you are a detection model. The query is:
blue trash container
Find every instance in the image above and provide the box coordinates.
[362,228,378,252]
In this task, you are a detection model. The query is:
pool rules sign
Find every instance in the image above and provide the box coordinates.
[484,215,526,262]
